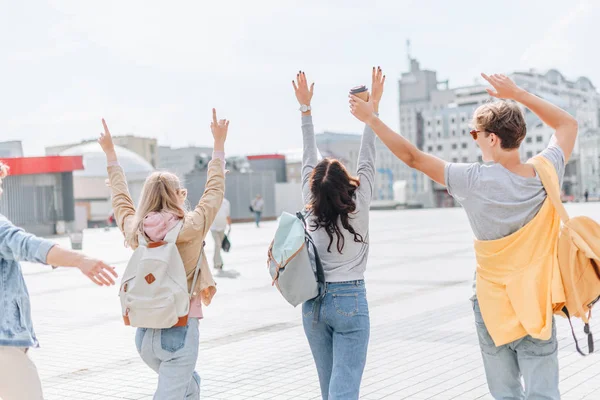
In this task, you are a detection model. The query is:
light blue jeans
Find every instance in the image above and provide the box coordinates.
[254,211,262,227]
[472,298,560,400]
[135,317,201,399]
[302,280,370,400]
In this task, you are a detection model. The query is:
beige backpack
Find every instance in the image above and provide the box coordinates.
[119,221,203,329]
[532,156,600,355]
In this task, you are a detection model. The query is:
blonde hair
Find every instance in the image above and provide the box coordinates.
[0,162,8,179]
[127,171,186,247]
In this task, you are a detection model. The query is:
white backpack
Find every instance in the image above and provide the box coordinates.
[119,221,203,329]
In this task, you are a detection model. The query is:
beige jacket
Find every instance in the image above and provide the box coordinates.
[107,159,224,306]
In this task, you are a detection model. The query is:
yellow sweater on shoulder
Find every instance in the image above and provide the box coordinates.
[475,155,566,346]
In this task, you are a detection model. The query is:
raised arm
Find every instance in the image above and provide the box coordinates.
[0,218,117,285]
[355,67,385,201]
[481,73,578,161]
[350,96,447,186]
[99,119,137,236]
[178,109,227,242]
[293,71,317,204]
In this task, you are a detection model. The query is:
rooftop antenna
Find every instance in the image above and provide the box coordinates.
[406,38,411,68]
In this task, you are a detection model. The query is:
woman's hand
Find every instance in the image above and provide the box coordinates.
[370,66,386,113]
[292,71,314,110]
[211,108,229,152]
[481,73,525,100]
[349,94,377,125]
[98,119,117,162]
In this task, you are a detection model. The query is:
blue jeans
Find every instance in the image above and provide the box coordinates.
[254,211,262,226]
[472,298,560,400]
[302,280,370,400]
[135,318,201,399]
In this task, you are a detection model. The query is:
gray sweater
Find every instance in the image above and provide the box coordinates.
[301,115,376,282]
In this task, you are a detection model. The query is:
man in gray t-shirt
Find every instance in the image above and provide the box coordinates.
[446,141,565,295]
[349,72,579,400]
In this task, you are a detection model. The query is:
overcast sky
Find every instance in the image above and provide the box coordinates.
[1,0,598,157]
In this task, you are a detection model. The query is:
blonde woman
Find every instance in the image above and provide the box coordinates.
[99,110,228,399]
[0,162,117,400]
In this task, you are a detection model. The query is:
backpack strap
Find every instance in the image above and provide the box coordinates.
[296,211,327,328]
[562,306,594,356]
[164,221,184,243]
[189,241,206,299]
[528,156,570,223]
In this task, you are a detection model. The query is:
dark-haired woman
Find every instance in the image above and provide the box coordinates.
[293,68,384,400]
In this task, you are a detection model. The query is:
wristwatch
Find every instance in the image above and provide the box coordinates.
[299,104,312,113]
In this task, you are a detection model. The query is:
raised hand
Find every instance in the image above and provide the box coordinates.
[482,73,523,100]
[292,71,314,106]
[98,118,116,155]
[371,66,386,112]
[349,94,376,124]
[78,257,118,286]
[211,108,229,151]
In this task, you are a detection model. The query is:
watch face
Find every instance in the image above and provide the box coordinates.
[300,105,308,112]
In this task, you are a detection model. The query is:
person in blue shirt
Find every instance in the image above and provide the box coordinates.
[0,161,118,400]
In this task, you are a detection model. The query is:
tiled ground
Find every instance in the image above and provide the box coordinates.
[21,203,600,399]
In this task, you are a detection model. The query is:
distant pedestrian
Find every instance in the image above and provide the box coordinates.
[584,190,589,202]
[0,161,117,400]
[351,72,578,399]
[251,194,264,227]
[211,198,231,270]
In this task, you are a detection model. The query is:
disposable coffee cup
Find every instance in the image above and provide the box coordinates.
[350,85,369,102]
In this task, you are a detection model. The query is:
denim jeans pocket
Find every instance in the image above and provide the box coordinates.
[473,303,502,355]
[302,299,315,318]
[333,293,359,317]
[521,323,558,357]
[160,325,189,353]
[135,328,146,354]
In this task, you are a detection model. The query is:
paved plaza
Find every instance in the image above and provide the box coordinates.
[22,204,600,399]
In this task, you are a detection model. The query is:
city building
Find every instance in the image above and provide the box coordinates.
[47,135,158,167]
[0,141,24,158]
[280,149,303,184]
[0,155,83,235]
[580,129,600,198]
[59,143,154,226]
[157,145,213,180]
[247,154,287,183]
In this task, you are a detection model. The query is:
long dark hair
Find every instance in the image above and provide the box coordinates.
[308,158,365,253]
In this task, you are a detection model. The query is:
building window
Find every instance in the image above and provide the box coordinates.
[462,157,468,163]
[437,132,441,138]
[428,133,431,139]
[462,129,466,135]
[427,121,431,126]
[461,143,467,149]
[437,145,443,151]
[536,136,543,143]
[427,146,433,152]
[437,120,441,126]
[527,151,533,159]
[452,158,458,163]
[526,137,532,143]
[452,130,456,136]
[451,118,455,124]
[478,156,483,162]
[452,144,458,150]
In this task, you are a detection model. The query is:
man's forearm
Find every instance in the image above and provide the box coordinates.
[46,245,86,268]
[513,89,576,130]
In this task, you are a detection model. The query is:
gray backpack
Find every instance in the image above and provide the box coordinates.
[267,212,325,308]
